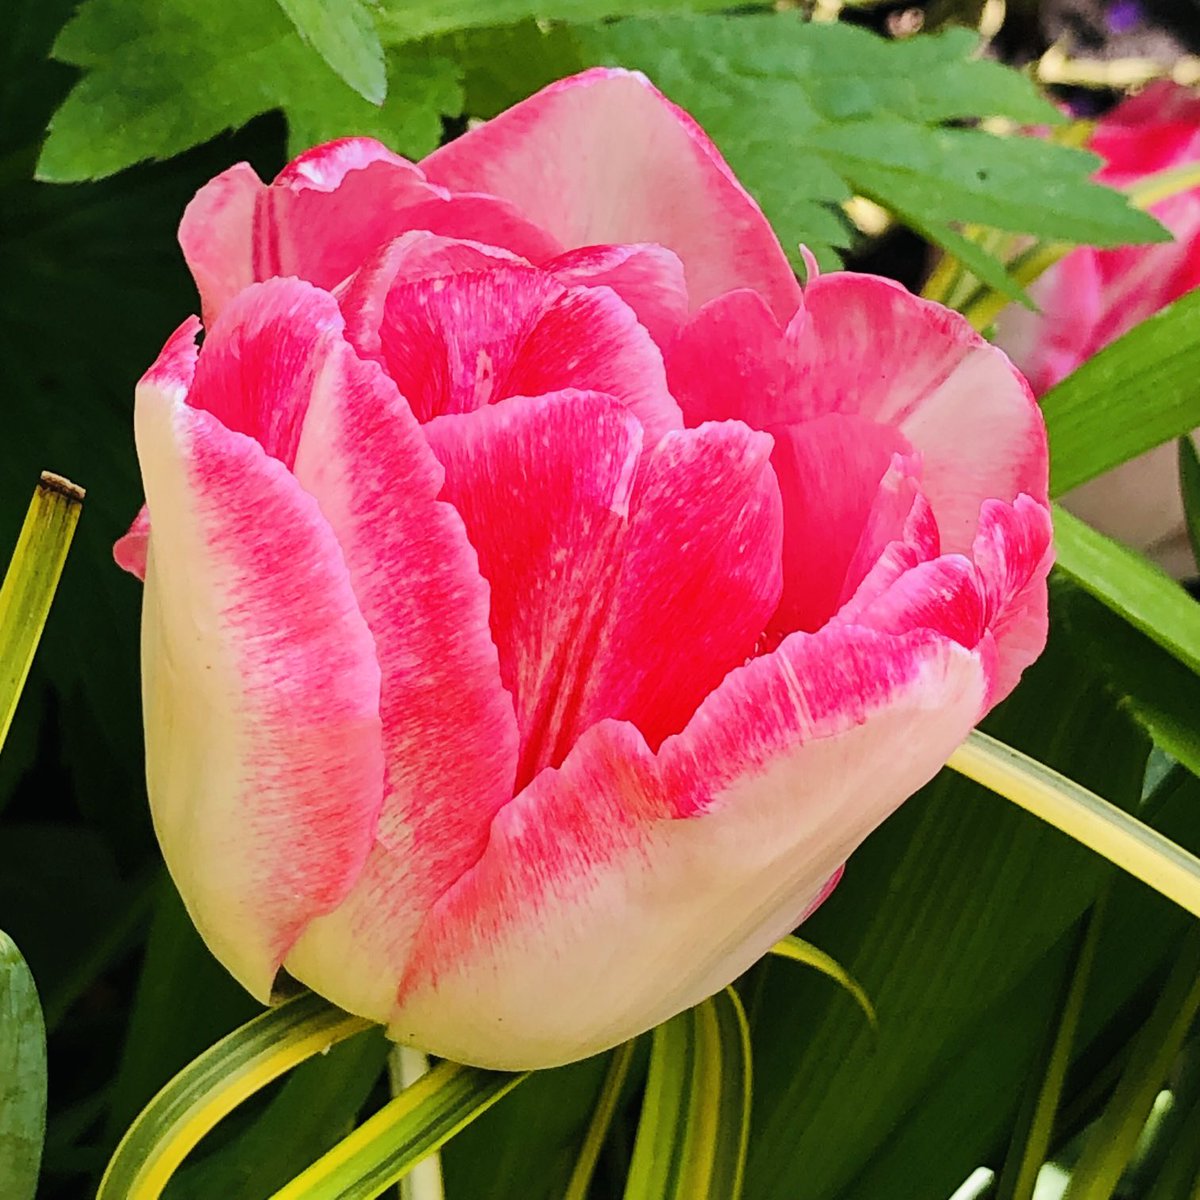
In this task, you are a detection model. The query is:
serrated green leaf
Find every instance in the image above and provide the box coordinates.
[275,0,387,103]
[376,0,739,44]
[1053,504,1200,677]
[269,1062,526,1200]
[37,0,461,181]
[624,989,751,1200]
[0,932,46,1200]
[577,15,1162,269]
[1044,290,1200,496]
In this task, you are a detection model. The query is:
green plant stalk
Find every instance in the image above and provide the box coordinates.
[0,472,84,750]
[97,993,372,1200]
[947,730,1200,919]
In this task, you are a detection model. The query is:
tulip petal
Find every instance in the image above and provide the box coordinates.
[180,139,561,323]
[390,624,985,1068]
[547,243,690,345]
[425,393,782,785]
[422,69,802,320]
[134,327,386,1002]
[352,261,682,438]
[796,274,1048,553]
[766,414,916,636]
[669,274,1048,555]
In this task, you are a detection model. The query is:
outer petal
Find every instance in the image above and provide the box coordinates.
[134,327,385,1001]
[180,139,560,323]
[355,262,682,437]
[389,624,985,1068]
[422,69,802,319]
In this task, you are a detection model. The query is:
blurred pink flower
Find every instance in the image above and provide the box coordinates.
[117,70,1051,1068]
[995,81,1200,573]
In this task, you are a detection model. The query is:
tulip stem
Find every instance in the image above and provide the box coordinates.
[947,730,1200,919]
[389,1046,445,1200]
[97,993,372,1200]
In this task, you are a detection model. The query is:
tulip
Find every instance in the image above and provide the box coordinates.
[116,70,1051,1069]
[994,81,1200,576]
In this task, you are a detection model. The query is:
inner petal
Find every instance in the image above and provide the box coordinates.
[426,392,782,786]
[767,413,919,638]
[366,263,681,437]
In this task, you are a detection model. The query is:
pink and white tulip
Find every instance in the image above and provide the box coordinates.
[994,81,1200,575]
[117,69,1052,1069]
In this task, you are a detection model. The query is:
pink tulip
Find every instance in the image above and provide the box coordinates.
[116,70,1051,1069]
[994,81,1200,575]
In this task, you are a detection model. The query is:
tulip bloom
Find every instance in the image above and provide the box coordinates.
[117,70,1051,1069]
[994,81,1200,575]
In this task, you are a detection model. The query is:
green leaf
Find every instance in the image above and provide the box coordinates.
[376,0,738,44]
[1053,578,1200,781]
[1179,436,1200,574]
[275,0,387,103]
[1064,929,1200,1199]
[1043,290,1200,496]
[0,473,83,750]
[947,729,1200,920]
[0,932,46,1200]
[441,1054,618,1200]
[577,16,1163,268]
[994,897,1107,1200]
[37,0,461,182]
[268,1062,526,1200]
[102,879,266,1151]
[768,935,876,1029]
[167,1028,389,1199]
[563,1041,638,1200]
[1052,504,1200,677]
[98,994,372,1200]
[623,989,751,1200]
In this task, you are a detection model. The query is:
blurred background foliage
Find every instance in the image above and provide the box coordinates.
[3,0,1200,1197]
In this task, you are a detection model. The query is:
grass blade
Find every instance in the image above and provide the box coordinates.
[947,730,1200,918]
[0,472,83,749]
[268,1061,525,1200]
[623,988,752,1200]
[563,1041,638,1200]
[769,935,876,1029]
[98,993,371,1200]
